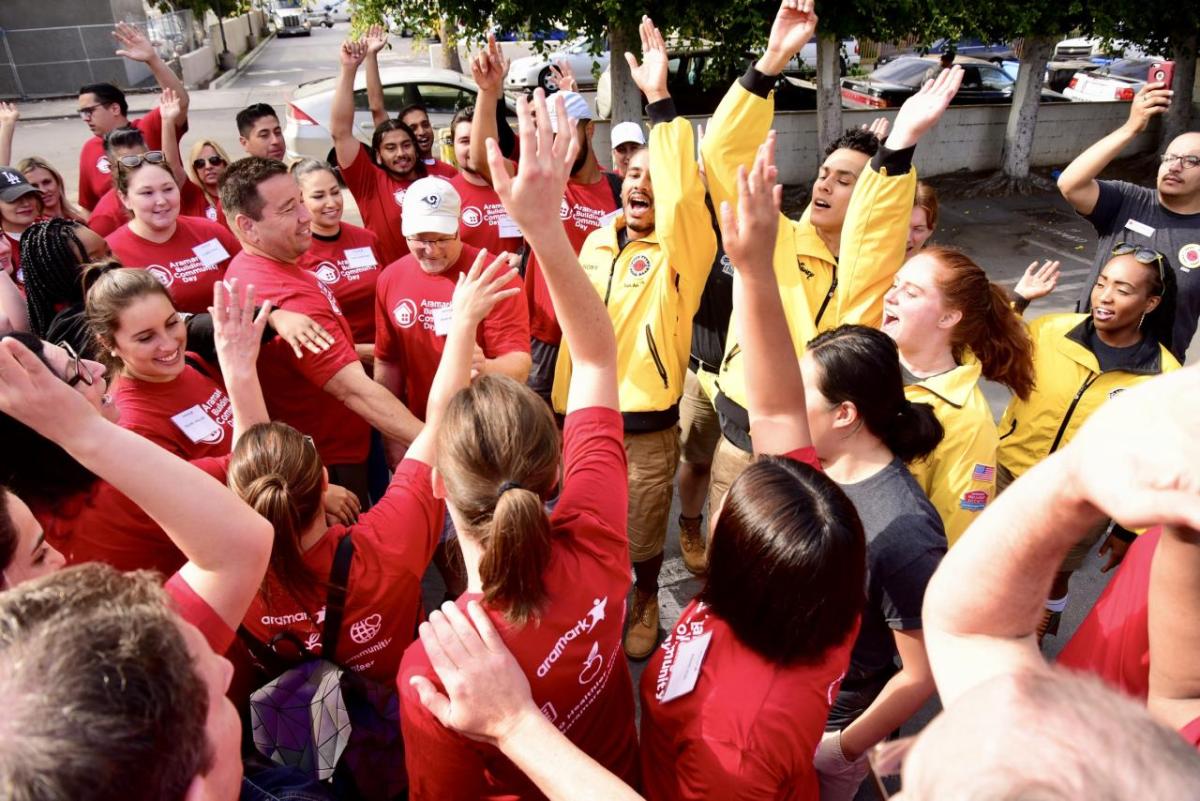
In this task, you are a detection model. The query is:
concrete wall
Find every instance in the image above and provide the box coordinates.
[592,100,1165,182]
[180,44,217,88]
[207,11,267,59]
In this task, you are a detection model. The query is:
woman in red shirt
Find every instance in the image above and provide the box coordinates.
[293,159,382,354]
[105,151,241,315]
[396,92,640,801]
[18,157,89,225]
[184,139,231,227]
[0,166,44,287]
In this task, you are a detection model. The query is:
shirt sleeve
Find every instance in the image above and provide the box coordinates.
[479,271,531,358]
[877,527,944,631]
[359,459,443,570]
[165,572,236,654]
[554,407,628,530]
[137,107,166,150]
[1083,180,1136,236]
[398,661,489,800]
[340,143,378,203]
[286,305,358,387]
[78,146,100,211]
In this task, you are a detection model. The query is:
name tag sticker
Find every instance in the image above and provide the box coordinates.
[660,631,712,702]
[193,238,231,268]
[598,210,620,227]
[1124,219,1156,238]
[344,246,378,269]
[498,215,523,239]
[171,405,222,444]
[432,305,453,337]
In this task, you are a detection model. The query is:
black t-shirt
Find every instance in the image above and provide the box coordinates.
[1077,180,1200,363]
[826,458,946,728]
[689,195,733,371]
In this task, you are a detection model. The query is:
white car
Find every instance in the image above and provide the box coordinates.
[1053,36,1148,62]
[789,38,861,73]
[504,36,610,93]
[321,0,352,22]
[285,66,508,162]
[1063,58,1156,102]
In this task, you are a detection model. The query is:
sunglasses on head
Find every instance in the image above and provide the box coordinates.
[1111,242,1166,282]
[192,155,226,170]
[57,340,95,388]
[116,151,166,169]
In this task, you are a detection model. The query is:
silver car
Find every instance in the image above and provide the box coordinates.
[284,66,510,162]
[504,36,610,93]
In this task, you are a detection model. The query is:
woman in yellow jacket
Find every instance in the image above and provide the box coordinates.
[999,243,1180,638]
[880,246,1036,545]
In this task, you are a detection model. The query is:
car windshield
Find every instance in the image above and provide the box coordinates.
[870,59,936,85]
[565,37,604,54]
[1101,59,1153,78]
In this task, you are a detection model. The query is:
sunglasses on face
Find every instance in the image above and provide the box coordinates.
[116,151,166,169]
[193,155,227,170]
[57,340,95,387]
[1111,242,1166,282]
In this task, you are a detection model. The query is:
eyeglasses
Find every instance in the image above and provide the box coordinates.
[56,340,95,387]
[1160,153,1200,170]
[77,103,108,119]
[405,235,457,249]
[192,155,227,170]
[1111,242,1166,282]
[116,151,166,169]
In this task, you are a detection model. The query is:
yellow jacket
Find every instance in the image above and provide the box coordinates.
[700,76,915,447]
[905,359,998,546]
[551,114,716,423]
[998,313,1180,477]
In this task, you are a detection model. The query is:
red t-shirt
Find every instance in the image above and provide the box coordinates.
[525,174,620,344]
[167,572,236,654]
[299,223,383,342]
[450,174,524,257]
[398,407,640,800]
[242,459,442,685]
[179,181,223,228]
[374,243,529,421]
[35,455,230,576]
[106,216,241,314]
[86,189,129,237]
[77,108,184,211]
[224,251,369,465]
[113,363,233,460]
[425,159,458,179]
[6,231,22,292]
[339,145,421,265]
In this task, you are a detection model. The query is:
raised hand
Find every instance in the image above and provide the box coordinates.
[862,116,889,141]
[0,102,19,126]
[719,130,782,276]
[1014,258,1061,303]
[486,89,580,236]
[885,65,963,150]
[453,249,521,326]
[211,278,270,383]
[549,60,578,93]
[471,35,509,95]
[268,308,337,358]
[624,16,670,103]
[340,37,368,69]
[363,23,389,56]
[113,21,158,63]
[410,600,536,745]
[1126,81,1172,133]
[158,86,182,125]
[759,0,818,74]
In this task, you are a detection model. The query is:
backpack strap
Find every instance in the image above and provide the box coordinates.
[320,532,356,658]
[603,170,623,209]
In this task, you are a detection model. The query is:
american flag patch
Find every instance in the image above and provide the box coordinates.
[973,464,996,482]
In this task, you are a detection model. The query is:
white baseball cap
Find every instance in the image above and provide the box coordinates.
[546,91,593,133]
[401,177,461,237]
[610,121,646,149]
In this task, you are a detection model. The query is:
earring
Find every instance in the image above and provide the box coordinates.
[1139,312,1146,329]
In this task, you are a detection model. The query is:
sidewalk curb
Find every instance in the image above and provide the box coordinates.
[210,31,277,91]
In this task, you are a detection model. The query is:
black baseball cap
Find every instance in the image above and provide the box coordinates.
[0,167,39,203]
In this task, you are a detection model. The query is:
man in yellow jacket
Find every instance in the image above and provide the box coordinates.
[551,17,717,659]
[700,0,963,524]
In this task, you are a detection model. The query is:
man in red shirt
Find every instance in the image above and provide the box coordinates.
[220,157,424,503]
[469,39,621,403]
[447,107,523,258]
[80,126,152,237]
[76,23,189,212]
[236,103,287,161]
[399,104,458,178]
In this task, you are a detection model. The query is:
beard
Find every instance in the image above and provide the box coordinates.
[571,135,590,176]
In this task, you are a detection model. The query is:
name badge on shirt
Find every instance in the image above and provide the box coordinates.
[598,209,620,227]
[432,304,453,337]
[1124,219,1156,238]
[660,630,713,702]
[171,405,223,444]
[344,246,378,269]
[193,238,231,268]
[498,214,522,239]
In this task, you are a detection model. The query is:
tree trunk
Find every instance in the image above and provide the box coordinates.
[608,21,641,125]
[436,18,462,73]
[1000,35,1053,181]
[816,35,842,155]
[1162,34,1197,147]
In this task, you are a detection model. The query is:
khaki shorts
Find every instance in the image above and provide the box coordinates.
[996,463,1108,574]
[625,427,681,562]
[679,368,722,466]
[706,436,754,528]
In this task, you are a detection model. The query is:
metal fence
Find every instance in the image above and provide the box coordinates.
[1,10,201,99]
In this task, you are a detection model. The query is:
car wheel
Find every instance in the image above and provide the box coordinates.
[538,66,558,93]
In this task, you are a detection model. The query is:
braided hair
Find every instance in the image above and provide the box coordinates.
[21,219,89,339]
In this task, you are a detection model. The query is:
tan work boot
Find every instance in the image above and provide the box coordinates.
[679,514,707,576]
[624,588,660,660]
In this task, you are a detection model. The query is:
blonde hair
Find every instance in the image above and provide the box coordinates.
[17,157,88,224]
[184,139,233,205]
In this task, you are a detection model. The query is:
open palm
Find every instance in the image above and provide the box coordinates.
[624,16,669,101]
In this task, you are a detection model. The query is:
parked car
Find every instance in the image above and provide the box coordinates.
[596,47,815,119]
[840,56,1066,108]
[269,0,312,37]
[284,66,516,162]
[322,0,352,23]
[879,38,1017,66]
[494,28,569,43]
[504,36,610,93]
[788,38,861,74]
[1063,57,1157,102]
[305,7,333,28]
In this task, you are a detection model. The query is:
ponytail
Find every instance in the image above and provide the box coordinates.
[927,246,1036,401]
[479,488,552,624]
[437,375,561,626]
[808,325,944,464]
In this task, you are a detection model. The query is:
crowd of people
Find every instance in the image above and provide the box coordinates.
[1,1,1199,798]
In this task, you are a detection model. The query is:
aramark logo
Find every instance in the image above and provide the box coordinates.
[536,597,607,678]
